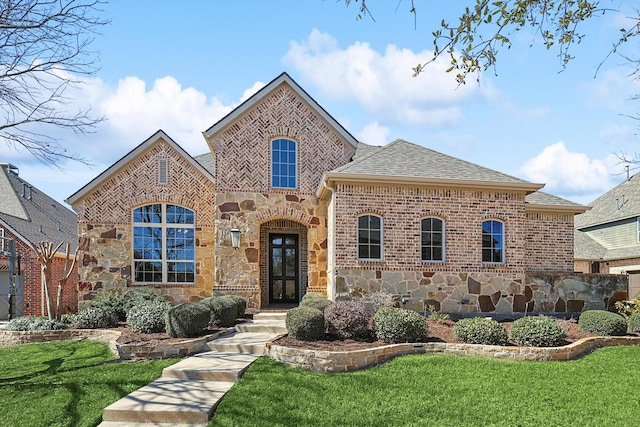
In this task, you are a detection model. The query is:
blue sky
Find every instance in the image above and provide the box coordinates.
[5,0,640,206]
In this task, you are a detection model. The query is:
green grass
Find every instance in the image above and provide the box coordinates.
[0,339,177,427]
[211,346,640,427]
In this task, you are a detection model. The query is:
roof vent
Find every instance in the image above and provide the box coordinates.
[158,156,168,185]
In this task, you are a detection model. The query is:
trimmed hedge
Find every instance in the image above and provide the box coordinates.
[453,317,508,345]
[223,294,247,318]
[579,310,627,336]
[74,306,119,329]
[199,296,237,327]
[373,307,428,344]
[299,296,333,313]
[87,289,165,322]
[126,300,171,333]
[509,316,566,347]
[166,302,211,338]
[629,312,640,333]
[286,306,325,341]
[5,316,66,331]
[324,299,372,339]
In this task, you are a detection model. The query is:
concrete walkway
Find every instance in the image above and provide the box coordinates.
[99,312,287,427]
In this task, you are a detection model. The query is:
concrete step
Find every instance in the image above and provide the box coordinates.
[206,331,278,355]
[253,312,287,321]
[162,352,258,381]
[235,320,287,334]
[101,378,234,424]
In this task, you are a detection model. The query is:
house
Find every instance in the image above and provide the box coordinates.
[0,163,78,319]
[575,173,640,300]
[68,72,616,314]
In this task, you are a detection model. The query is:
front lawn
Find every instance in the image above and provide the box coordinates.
[211,346,640,427]
[0,340,177,427]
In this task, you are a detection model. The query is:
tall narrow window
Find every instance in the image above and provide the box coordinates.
[637,217,640,243]
[271,138,297,188]
[421,217,444,262]
[133,204,195,283]
[0,228,4,252]
[358,215,382,260]
[482,220,504,264]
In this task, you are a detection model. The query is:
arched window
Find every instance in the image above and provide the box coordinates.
[358,214,382,260]
[271,138,297,188]
[133,204,195,283]
[482,220,504,264]
[421,217,444,262]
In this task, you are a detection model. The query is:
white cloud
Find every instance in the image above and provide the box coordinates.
[520,141,623,200]
[356,121,390,146]
[238,81,266,104]
[599,123,638,146]
[283,29,494,127]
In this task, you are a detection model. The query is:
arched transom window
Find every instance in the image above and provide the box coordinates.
[482,219,504,264]
[133,204,195,283]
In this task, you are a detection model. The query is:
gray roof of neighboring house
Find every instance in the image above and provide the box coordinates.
[0,164,77,252]
[574,230,607,260]
[193,153,215,176]
[574,173,640,229]
[338,139,539,184]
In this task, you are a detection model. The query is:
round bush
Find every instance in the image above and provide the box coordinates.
[579,310,627,336]
[324,299,372,339]
[629,312,640,333]
[166,303,211,338]
[299,295,332,313]
[453,317,508,345]
[373,307,428,344]
[223,294,247,318]
[509,316,566,347]
[199,296,237,327]
[286,306,325,341]
[74,306,119,329]
[5,316,66,331]
[126,300,171,333]
[301,293,326,302]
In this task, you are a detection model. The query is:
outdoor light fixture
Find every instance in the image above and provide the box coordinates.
[230,228,241,249]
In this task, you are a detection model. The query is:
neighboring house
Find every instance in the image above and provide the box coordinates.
[68,72,596,314]
[575,173,640,299]
[0,163,78,319]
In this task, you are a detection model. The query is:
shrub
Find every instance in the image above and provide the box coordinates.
[301,293,326,302]
[509,316,566,347]
[299,295,332,313]
[87,288,166,322]
[364,292,396,313]
[165,302,211,338]
[615,296,640,318]
[126,300,171,333]
[453,317,508,345]
[5,316,66,331]
[324,299,372,339]
[579,310,628,336]
[629,312,640,333]
[74,307,119,329]
[199,296,236,327]
[223,294,247,318]
[286,306,325,341]
[373,307,428,344]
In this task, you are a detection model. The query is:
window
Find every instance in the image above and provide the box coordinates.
[358,215,382,260]
[637,217,640,243]
[421,217,444,262]
[482,220,504,264]
[133,204,195,283]
[271,138,297,188]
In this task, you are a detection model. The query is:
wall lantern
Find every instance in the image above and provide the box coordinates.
[230,228,241,249]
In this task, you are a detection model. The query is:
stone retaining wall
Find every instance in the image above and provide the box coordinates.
[266,335,640,373]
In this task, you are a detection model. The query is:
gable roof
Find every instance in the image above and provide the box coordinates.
[203,72,359,149]
[524,190,588,213]
[574,173,640,229]
[321,139,545,193]
[66,130,215,205]
[0,164,77,252]
[574,230,607,260]
[193,152,215,176]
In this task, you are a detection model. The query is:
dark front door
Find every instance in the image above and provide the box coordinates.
[269,233,299,304]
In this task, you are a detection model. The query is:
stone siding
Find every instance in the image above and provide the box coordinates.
[208,84,356,194]
[73,139,217,306]
[336,270,627,314]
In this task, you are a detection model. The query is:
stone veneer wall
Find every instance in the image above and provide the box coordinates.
[73,140,217,306]
[214,191,328,308]
[336,270,627,314]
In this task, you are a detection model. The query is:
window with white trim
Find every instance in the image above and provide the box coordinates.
[358,214,382,260]
[482,220,504,264]
[421,217,444,262]
[271,138,297,188]
[133,204,195,283]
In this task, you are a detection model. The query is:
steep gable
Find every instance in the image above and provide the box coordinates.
[204,73,358,194]
[575,173,640,229]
